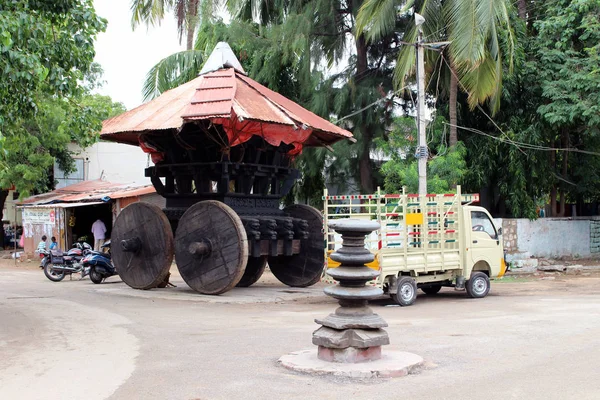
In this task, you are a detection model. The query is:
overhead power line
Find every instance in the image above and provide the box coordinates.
[445,123,600,157]
[334,85,409,124]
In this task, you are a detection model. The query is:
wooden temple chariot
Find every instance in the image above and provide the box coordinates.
[100,43,353,295]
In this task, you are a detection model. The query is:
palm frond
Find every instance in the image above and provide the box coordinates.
[459,52,498,109]
[392,0,442,89]
[488,50,503,114]
[130,0,172,29]
[494,0,516,74]
[142,49,204,101]
[447,0,490,67]
[356,0,412,43]
[393,26,417,89]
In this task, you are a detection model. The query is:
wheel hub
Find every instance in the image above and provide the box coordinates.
[400,283,414,301]
[473,277,487,295]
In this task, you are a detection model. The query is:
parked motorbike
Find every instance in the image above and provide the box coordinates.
[42,242,92,282]
[83,241,117,284]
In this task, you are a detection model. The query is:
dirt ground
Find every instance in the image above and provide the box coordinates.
[2,259,600,400]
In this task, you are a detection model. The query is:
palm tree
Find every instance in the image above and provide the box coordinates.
[131,0,203,50]
[357,0,517,145]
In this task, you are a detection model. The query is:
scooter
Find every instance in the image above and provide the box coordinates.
[83,241,117,284]
[42,242,92,282]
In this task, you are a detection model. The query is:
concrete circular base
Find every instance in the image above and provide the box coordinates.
[278,348,423,379]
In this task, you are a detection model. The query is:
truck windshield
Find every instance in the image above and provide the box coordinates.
[471,211,497,239]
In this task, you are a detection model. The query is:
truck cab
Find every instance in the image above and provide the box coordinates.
[464,206,505,280]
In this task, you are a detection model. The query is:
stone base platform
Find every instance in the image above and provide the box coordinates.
[278,348,423,379]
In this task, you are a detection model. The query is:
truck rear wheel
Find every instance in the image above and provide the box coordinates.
[421,285,442,295]
[392,277,417,306]
[466,272,490,298]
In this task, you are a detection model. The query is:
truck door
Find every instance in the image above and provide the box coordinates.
[469,210,501,271]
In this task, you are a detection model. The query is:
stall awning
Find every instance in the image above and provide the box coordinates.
[18,202,106,209]
[18,180,155,207]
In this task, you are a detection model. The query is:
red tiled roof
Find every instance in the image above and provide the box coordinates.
[100,68,353,149]
[19,180,155,206]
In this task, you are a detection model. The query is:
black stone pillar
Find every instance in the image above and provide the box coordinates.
[313,219,390,362]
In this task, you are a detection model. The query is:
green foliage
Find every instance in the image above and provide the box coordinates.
[357,0,518,114]
[378,117,467,193]
[143,50,205,101]
[460,0,600,218]
[137,0,600,218]
[0,0,106,128]
[0,93,126,198]
[283,148,327,208]
[130,0,214,48]
[534,0,600,128]
[0,2,120,198]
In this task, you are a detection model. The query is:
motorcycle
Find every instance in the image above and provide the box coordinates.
[42,242,92,282]
[83,241,117,284]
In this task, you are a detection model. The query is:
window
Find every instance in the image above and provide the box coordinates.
[54,159,85,189]
[471,211,497,239]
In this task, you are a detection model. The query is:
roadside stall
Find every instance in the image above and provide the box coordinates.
[18,180,159,256]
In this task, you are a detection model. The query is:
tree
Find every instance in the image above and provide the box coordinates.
[0,0,106,128]
[378,116,467,193]
[531,0,600,216]
[140,1,409,194]
[0,93,126,199]
[131,0,213,50]
[459,0,600,218]
[356,0,518,146]
[0,1,111,245]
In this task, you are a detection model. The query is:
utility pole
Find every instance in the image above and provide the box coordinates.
[415,13,427,197]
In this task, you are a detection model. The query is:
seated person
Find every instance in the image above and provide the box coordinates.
[49,236,58,250]
[37,235,48,252]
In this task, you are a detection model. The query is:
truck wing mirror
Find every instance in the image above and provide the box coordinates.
[497,227,503,236]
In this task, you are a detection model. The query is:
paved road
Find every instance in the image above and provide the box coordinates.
[2,263,600,400]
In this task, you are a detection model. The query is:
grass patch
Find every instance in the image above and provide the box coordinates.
[494,275,533,283]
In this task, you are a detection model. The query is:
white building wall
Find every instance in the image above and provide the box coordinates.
[515,218,591,258]
[500,218,593,258]
[2,190,22,225]
[63,141,152,185]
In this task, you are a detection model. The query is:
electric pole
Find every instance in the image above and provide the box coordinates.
[415,13,427,197]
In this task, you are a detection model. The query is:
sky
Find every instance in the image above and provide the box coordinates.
[93,0,185,110]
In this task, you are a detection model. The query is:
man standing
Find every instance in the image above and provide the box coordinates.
[91,219,107,251]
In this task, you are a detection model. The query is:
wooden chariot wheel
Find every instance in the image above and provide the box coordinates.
[268,204,325,287]
[111,202,174,290]
[175,200,248,295]
[236,256,267,287]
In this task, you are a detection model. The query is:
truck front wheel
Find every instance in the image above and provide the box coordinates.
[392,277,417,306]
[466,272,490,298]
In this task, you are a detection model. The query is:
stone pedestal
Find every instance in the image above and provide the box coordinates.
[312,219,389,363]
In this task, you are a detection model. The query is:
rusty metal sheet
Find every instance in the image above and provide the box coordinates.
[19,180,155,206]
[100,68,352,147]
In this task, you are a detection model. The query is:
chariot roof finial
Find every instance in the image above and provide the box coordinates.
[199,42,246,76]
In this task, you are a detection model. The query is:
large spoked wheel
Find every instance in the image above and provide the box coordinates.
[43,261,65,282]
[175,201,248,295]
[236,256,267,287]
[392,276,417,306]
[111,202,174,290]
[466,272,490,298]
[268,205,324,287]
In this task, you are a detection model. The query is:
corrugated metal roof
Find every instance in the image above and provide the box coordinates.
[18,202,106,209]
[19,180,155,206]
[101,46,353,149]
